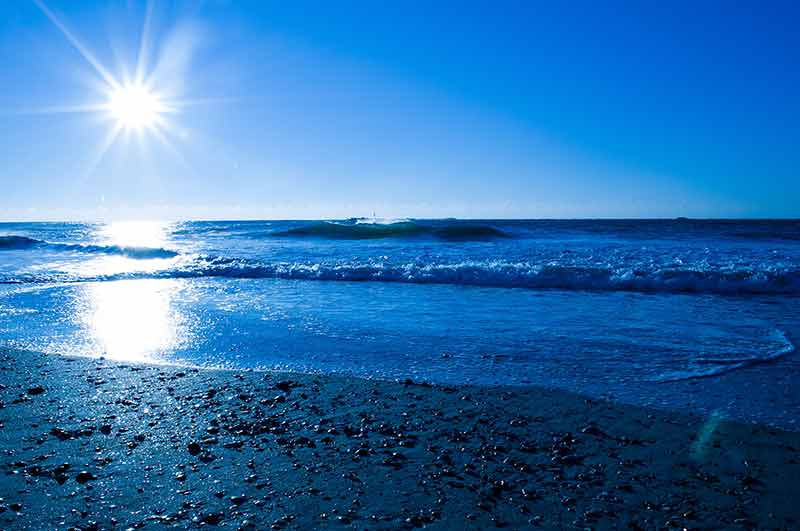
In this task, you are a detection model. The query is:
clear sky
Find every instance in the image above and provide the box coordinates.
[1,0,798,220]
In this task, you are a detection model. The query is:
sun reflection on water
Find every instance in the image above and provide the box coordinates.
[97,221,171,248]
[78,279,188,363]
[43,221,181,280]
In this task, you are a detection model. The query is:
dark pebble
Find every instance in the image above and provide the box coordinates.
[187,442,202,456]
[75,471,97,484]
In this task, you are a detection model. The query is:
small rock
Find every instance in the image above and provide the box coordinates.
[230,495,247,506]
[275,381,294,393]
[187,442,202,456]
[75,471,97,484]
[201,512,224,525]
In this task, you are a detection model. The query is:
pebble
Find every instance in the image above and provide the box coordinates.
[75,471,97,484]
[230,495,248,506]
[2,348,797,530]
[187,442,202,456]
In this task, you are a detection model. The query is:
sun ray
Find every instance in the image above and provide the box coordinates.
[135,0,155,86]
[82,122,124,180]
[3,103,110,116]
[33,0,120,91]
[148,121,192,170]
[29,1,229,180]
[164,96,237,108]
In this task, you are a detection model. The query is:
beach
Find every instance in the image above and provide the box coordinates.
[2,0,798,527]
[1,347,798,530]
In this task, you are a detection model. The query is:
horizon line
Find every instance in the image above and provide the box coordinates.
[1,216,799,224]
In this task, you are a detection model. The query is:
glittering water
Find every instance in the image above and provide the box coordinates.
[1,219,798,427]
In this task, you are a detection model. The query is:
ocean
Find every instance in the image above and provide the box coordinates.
[1,219,798,428]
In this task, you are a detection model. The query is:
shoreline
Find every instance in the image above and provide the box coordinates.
[1,348,799,529]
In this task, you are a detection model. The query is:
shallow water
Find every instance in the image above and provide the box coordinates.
[1,219,799,427]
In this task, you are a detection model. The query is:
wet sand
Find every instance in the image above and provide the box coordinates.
[1,347,799,530]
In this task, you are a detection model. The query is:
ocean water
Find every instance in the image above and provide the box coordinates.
[1,219,799,428]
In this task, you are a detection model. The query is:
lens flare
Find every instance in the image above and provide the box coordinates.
[30,0,220,175]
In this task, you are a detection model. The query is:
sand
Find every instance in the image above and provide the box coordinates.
[1,347,799,530]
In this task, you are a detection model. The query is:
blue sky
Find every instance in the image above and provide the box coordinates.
[1,0,797,220]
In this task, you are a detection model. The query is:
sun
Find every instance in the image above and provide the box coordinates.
[32,0,219,173]
[107,84,165,130]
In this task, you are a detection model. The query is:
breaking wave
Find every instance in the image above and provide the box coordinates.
[181,260,800,294]
[271,220,509,241]
[0,235,178,260]
[4,256,799,295]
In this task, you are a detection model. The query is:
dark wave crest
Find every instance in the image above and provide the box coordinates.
[271,221,509,241]
[0,236,42,249]
[56,243,179,259]
[0,235,178,260]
